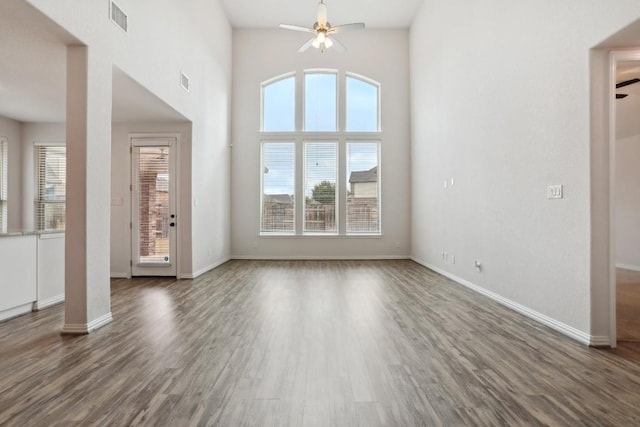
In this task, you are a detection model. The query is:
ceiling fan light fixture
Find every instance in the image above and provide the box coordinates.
[279,0,365,53]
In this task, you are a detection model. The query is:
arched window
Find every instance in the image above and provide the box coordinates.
[346,74,380,132]
[260,70,381,236]
[261,74,295,132]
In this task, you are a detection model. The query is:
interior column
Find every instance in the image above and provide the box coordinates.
[62,45,113,334]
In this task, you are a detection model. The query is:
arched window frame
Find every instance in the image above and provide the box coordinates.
[260,70,382,236]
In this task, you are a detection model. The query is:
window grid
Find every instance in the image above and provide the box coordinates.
[35,144,66,232]
[304,141,338,234]
[260,70,382,236]
[346,142,380,234]
[261,142,296,234]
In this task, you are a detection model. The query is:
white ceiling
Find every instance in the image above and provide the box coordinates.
[219,0,425,29]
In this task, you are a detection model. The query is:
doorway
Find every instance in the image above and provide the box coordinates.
[606,53,640,359]
[131,137,178,276]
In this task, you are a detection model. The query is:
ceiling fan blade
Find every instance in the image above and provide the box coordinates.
[280,24,315,33]
[317,1,328,27]
[329,36,346,53]
[298,36,317,53]
[329,23,365,34]
[617,93,629,99]
[616,78,640,89]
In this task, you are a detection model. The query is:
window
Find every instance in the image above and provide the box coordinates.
[262,75,295,132]
[304,142,337,233]
[0,138,7,233]
[260,70,381,236]
[35,144,66,231]
[261,142,295,234]
[346,75,379,132]
[305,72,337,131]
[347,142,380,234]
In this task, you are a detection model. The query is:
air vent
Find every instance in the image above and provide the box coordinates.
[180,72,190,92]
[110,1,128,32]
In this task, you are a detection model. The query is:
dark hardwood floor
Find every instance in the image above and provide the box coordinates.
[2,260,640,426]
[613,268,640,363]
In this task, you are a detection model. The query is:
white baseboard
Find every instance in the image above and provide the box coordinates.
[231,255,411,260]
[110,272,130,279]
[0,303,33,323]
[181,257,231,279]
[62,312,113,335]
[32,294,65,311]
[616,263,640,272]
[411,257,602,347]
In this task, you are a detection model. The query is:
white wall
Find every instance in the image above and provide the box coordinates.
[231,29,410,259]
[410,0,640,343]
[616,134,640,270]
[0,115,22,230]
[25,0,233,278]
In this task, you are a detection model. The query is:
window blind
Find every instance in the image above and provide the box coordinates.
[35,144,66,231]
[346,142,380,234]
[304,141,337,233]
[0,138,7,233]
[261,142,295,233]
[134,146,171,264]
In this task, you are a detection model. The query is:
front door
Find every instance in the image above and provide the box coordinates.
[131,138,177,276]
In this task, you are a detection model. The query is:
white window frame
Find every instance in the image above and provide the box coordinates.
[260,141,296,235]
[34,142,66,232]
[345,72,382,133]
[303,69,339,132]
[346,141,381,235]
[261,72,296,132]
[0,137,7,233]
[259,69,383,237]
[303,140,339,235]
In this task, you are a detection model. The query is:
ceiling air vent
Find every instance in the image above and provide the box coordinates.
[180,72,190,92]
[110,1,128,32]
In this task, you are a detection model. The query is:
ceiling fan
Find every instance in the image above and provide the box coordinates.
[616,78,640,99]
[279,0,365,53]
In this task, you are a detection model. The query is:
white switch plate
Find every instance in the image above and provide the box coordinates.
[547,185,563,199]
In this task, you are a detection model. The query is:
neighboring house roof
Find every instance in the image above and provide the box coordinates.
[264,194,294,204]
[349,166,377,184]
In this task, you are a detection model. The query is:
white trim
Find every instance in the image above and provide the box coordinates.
[180,257,231,279]
[411,257,600,347]
[616,263,640,272]
[232,255,410,261]
[110,272,130,279]
[32,294,64,311]
[62,312,113,335]
[0,303,33,323]
[38,232,64,240]
[607,50,640,347]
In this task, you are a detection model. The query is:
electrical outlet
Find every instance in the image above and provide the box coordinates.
[252,241,258,248]
[475,260,482,272]
[451,255,455,264]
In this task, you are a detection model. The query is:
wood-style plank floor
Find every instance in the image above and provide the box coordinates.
[613,268,640,363]
[1,260,640,426]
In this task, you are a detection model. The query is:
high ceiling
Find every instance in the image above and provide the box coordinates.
[219,0,425,29]
[0,0,424,125]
